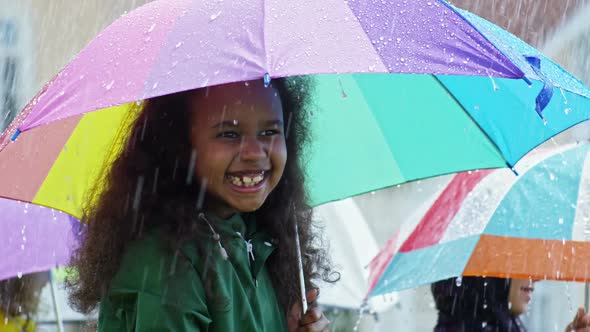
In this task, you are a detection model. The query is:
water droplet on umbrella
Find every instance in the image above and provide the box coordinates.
[105,80,115,90]
[210,11,222,21]
[560,88,569,105]
[489,75,499,91]
[147,23,156,33]
[564,108,571,115]
[558,217,564,224]
[264,73,271,87]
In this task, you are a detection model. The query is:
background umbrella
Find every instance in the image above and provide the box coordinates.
[366,143,590,301]
[2,0,590,312]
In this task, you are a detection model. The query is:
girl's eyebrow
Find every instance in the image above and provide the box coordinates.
[211,120,239,129]
[265,119,284,127]
[211,119,283,128]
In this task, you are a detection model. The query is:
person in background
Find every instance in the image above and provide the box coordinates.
[0,272,49,332]
[432,276,590,332]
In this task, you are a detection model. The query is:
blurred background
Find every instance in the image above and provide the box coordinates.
[1,0,590,331]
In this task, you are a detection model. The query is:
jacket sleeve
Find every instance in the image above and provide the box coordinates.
[98,233,212,331]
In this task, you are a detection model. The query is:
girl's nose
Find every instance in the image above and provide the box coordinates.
[239,136,267,160]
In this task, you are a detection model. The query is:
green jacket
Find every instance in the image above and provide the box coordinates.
[98,213,288,331]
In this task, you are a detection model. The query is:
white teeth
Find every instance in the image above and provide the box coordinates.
[228,172,265,187]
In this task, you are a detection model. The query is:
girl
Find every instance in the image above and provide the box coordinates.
[431,277,590,332]
[431,277,527,332]
[66,77,336,331]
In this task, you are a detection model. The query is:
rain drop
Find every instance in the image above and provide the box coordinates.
[560,88,569,105]
[105,80,115,90]
[564,108,571,115]
[558,217,564,224]
[455,276,462,287]
[175,41,184,49]
[210,11,222,21]
[147,23,156,33]
[488,75,499,91]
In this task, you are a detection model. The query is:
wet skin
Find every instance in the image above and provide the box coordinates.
[189,80,287,218]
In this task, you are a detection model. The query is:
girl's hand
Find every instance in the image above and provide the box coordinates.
[287,289,330,332]
[565,307,590,332]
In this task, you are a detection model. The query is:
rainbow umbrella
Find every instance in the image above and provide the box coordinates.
[2,0,590,281]
[366,143,590,299]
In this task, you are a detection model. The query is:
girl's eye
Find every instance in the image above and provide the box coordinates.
[216,131,239,139]
[260,129,282,137]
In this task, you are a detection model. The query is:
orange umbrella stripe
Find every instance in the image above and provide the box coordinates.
[464,235,590,282]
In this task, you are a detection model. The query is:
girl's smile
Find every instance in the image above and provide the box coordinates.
[226,170,268,191]
[189,80,287,218]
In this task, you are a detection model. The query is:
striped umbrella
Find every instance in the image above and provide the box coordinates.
[367,143,590,298]
[2,0,590,282]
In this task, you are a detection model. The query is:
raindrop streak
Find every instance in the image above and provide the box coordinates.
[488,75,499,91]
[186,150,197,185]
[560,88,569,105]
[132,176,145,211]
[210,11,222,21]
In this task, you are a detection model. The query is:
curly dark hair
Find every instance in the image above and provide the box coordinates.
[66,77,337,314]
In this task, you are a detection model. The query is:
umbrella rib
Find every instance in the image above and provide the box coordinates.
[438,0,524,79]
[431,75,510,169]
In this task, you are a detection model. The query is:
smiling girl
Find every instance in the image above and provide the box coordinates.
[66,78,335,331]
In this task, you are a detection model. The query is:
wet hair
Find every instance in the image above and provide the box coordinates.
[0,272,48,322]
[66,77,337,314]
[431,277,525,332]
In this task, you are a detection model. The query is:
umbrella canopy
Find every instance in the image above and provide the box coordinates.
[367,143,590,298]
[2,0,590,280]
[314,198,396,312]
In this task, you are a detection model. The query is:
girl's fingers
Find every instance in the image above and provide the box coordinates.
[299,307,323,325]
[298,314,330,332]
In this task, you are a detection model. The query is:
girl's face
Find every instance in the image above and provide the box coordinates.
[508,278,535,315]
[190,80,287,218]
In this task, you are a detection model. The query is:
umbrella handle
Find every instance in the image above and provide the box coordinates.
[294,222,308,315]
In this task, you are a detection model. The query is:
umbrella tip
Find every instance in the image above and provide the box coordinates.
[264,73,271,88]
[506,162,519,176]
[10,129,21,142]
